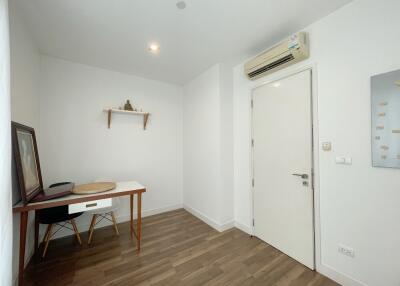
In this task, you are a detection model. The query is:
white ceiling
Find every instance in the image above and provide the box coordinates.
[14,0,352,85]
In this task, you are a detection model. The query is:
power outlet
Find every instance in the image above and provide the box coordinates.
[338,244,355,258]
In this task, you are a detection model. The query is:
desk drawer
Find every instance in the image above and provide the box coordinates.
[68,198,112,214]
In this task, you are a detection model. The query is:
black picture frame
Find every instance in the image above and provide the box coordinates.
[11,122,43,204]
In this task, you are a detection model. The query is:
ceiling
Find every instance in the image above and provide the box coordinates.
[14,0,352,85]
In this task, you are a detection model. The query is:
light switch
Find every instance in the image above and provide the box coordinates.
[336,156,352,165]
[335,156,346,164]
[322,142,332,151]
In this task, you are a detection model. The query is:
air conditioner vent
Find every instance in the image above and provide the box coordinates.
[248,54,294,78]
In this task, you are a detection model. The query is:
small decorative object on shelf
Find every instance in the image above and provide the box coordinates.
[124,100,134,111]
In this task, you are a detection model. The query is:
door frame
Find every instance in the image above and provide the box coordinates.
[249,63,321,270]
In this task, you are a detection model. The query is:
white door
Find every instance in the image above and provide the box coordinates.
[252,69,314,269]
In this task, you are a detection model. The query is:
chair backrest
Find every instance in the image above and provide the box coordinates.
[39,182,81,224]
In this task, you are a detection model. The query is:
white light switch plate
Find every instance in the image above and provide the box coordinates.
[338,244,355,258]
[336,156,352,165]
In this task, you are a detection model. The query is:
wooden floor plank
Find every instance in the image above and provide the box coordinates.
[23,209,339,286]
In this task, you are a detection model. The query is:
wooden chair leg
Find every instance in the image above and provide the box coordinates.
[41,224,51,246]
[42,224,53,258]
[110,212,119,236]
[88,214,97,244]
[87,215,95,242]
[70,220,82,245]
[87,215,96,243]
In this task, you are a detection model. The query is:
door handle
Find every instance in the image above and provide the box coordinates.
[292,173,308,179]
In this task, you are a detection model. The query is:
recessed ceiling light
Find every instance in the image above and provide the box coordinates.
[148,43,160,54]
[273,82,281,87]
[176,1,186,10]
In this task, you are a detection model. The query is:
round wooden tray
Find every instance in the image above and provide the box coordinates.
[72,182,116,195]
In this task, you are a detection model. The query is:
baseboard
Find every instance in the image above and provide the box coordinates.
[234,221,252,235]
[317,263,368,286]
[183,204,234,232]
[116,203,183,223]
[219,220,235,232]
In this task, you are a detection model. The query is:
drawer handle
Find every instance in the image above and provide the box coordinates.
[86,203,97,208]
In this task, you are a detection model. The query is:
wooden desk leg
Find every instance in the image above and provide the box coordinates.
[34,210,39,257]
[18,211,28,286]
[136,192,142,251]
[130,194,134,239]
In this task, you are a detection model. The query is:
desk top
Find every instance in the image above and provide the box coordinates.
[13,181,146,213]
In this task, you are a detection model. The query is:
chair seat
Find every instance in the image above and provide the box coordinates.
[38,205,83,224]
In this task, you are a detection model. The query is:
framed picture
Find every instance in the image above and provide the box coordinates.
[11,122,43,203]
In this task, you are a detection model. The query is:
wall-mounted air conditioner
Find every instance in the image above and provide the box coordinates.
[244,32,309,80]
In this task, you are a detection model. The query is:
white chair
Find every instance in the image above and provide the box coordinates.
[87,179,121,244]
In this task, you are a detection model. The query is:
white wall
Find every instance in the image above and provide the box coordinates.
[39,56,183,238]
[9,2,40,130]
[0,1,12,285]
[183,65,222,226]
[9,0,41,283]
[183,64,234,230]
[233,0,400,285]
[219,63,234,225]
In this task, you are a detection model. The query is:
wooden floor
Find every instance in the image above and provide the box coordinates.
[24,209,339,286]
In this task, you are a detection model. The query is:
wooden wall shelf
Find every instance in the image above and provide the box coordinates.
[103,109,150,130]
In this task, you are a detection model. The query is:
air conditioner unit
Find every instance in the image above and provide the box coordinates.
[244,32,309,80]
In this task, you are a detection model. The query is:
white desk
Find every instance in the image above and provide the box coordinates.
[13,181,146,286]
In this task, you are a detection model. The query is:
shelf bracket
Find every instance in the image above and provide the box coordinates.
[143,113,150,130]
[107,109,112,129]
